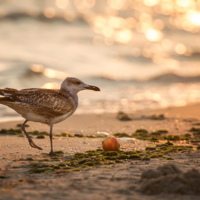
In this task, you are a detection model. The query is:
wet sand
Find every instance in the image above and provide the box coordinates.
[1,103,200,199]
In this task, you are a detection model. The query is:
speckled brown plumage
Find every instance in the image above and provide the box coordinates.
[0,77,100,155]
[1,88,74,115]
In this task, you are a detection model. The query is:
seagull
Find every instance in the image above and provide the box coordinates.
[0,77,100,155]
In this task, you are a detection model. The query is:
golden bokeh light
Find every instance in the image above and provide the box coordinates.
[63,11,75,21]
[108,16,125,29]
[115,29,132,43]
[30,64,44,73]
[107,0,126,10]
[139,13,152,24]
[184,48,192,56]
[82,0,95,8]
[145,28,162,41]
[44,7,56,18]
[176,0,191,8]
[187,10,200,26]
[42,82,59,89]
[94,16,106,28]
[143,0,159,7]
[43,68,68,79]
[175,43,186,54]
[102,27,114,37]
[55,0,69,9]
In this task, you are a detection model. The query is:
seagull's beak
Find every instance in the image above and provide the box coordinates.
[85,84,100,91]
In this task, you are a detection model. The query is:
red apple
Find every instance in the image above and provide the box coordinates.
[102,136,120,151]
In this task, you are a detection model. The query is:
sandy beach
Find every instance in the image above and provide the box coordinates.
[1,103,200,200]
[1,1,200,199]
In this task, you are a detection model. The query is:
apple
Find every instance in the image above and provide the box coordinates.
[102,136,120,151]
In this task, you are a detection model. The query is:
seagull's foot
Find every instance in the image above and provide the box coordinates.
[49,151,55,156]
[28,139,43,150]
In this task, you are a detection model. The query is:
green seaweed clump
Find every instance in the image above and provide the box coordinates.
[16,123,29,127]
[31,131,49,136]
[165,141,173,145]
[145,147,156,151]
[118,154,129,159]
[104,151,118,156]
[113,132,130,137]
[0,128,21,135]
[150,114,165,120]
[54,150,64,155]
[163,156,174,160]
[74,134,84,137]
[131,129,149,139]
[36,135,45,139]
[129,154,141,160]
[84,162,95,166]
[26,157,34,161]
[117,111,132,121]
[150,130,168,136]
[141,114,165,120]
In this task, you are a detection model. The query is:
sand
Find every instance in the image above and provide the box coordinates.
[1,103,200,200]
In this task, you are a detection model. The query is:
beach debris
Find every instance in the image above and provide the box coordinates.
[102,136,120,152]
[138,163,200,195]
[117,111,132,121]
[117,138,136,141]
[97,132,110,137]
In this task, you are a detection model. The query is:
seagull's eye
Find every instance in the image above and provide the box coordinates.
[75,81,81,85]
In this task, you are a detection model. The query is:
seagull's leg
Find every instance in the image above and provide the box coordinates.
[21,120,43,150]
[49,125,54,156]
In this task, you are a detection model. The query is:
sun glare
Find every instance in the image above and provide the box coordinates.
[187,10,200,26]
[145,28,162,41]
[115,29,132,43]
[143,0,159,7]
[42,82,59,89]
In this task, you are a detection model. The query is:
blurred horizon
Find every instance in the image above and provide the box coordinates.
[0,0,200,118]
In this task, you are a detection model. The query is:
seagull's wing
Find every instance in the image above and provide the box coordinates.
[0,88,74,116]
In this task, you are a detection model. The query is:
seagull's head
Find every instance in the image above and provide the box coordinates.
[61,77,100,94]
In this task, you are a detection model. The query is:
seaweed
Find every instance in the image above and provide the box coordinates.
[117,111,132,121]
[113,133,131,137]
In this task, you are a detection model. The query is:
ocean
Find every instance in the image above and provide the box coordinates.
[0,0,200,120]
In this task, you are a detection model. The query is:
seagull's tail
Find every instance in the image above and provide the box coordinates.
[0,88,18,97]
[0,88,18,104]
